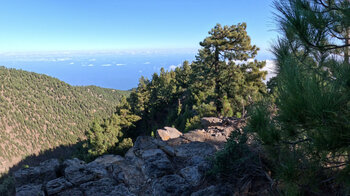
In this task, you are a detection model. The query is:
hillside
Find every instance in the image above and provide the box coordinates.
[0,66,129,173]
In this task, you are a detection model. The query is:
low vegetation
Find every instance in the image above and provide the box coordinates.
[0,67,128,173]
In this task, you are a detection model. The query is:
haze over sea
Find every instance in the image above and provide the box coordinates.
[0,50,276,90]
[0,50,198,90]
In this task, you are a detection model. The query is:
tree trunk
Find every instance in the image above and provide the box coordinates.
[345,28,350,65]
[214,48,222,115]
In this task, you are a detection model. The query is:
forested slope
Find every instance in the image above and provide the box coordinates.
[0,66,128,173]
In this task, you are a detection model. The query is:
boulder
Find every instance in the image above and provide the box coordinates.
[200,117,223,127]
[107,184,136,196]
[13,159,59,187]
[141,149,173,178]
[45,177,73,195]
[57,188,83,196]
[116,161,146,194]
[89,154,124,167]
[191,185,233,196]
[156,127,183,141]
[175,142,216,158]
[64,159,107,186]
[152,174,192,196]
[79,178,117,196]
[179,166,202,186]
[16,184,44,196]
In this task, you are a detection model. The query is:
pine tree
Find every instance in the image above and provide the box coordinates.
[194,23,266,115]
[248,0,350,194]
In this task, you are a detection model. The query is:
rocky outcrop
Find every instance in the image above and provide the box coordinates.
[13,117,259,196]
[156,127,183,141]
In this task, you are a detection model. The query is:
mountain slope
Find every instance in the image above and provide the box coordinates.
[0,66,129,173]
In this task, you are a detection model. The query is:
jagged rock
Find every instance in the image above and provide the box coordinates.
[133,136,158,151]
[14,159,60,187]
[175,142,216,158]
[16,184,44,196]
[116,160,146,194]
[141,149,173,178]
[191,185,233,196]
[57,188,83,196]
[201,117,223,127]
[180,166,202,186]
[79,178,117,196]
[89,154,124,167]
[107,183,136,196]
[152,174,192,196]
[64,158,107,186]
[45,177,73,195]
[156,127,183,141]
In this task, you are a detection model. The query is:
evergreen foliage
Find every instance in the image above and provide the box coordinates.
[247,0,350,194]
[0,66,128,172]
[123,23,267,135]
[86,97,140,159]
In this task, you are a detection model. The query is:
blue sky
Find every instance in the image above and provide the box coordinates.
[0,0,277,57]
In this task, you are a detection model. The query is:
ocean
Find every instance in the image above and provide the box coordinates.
[0,50,197,90]
[0,50,275,90]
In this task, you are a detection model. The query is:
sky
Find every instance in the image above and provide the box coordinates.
[0,0,278,58]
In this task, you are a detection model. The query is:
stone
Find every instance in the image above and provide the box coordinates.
[133,136,158,151]
[64,160,107,185]
[200,117,223,127]
[45,177,73,195]
[175,142,216,158]
[191,185,233,196]
[179,166,202,186]
[89,154,124,167]
[79,178,117,196]
[57,188,83,196]
[13,159,59,187]
[16,184,44,196]
[141,149,173,178]
[107,183,135,196]
[117,161,146,194]
[156,127,183,141]
[152,174,192,196]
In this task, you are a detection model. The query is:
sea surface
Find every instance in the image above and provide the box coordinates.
[0,50,197,90]
[0,50,275,90]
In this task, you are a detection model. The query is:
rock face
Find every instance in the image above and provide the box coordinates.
[13,117,251,196]
[156,126,183,141]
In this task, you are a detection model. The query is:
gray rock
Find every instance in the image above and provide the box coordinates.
[156,127,183,141]
[152,174,192,196]
[201,117,223,127]
[14,159,59,187]
[107,183,135,196]
[116,160,146,194]
[89,154,124,167]
[179,166,202,186]
[191,185,233,196]
[79,178,117,196]
[57,188,83,196]
[45,177,73,195]
[133,136,158,151]
[16,184,44,196]
[64,160,107,185]
[175,142,216,158]
[141,149,173,178]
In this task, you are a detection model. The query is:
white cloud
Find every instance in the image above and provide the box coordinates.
[168,64,181,71]
[69,62,74,65]
[89,58,96,62]
[87,64,94,67]
[143,62,151,64]
[116,63,126,66]
[139,70,143,73]
[101,64,112,67]
[262,60,277,82]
